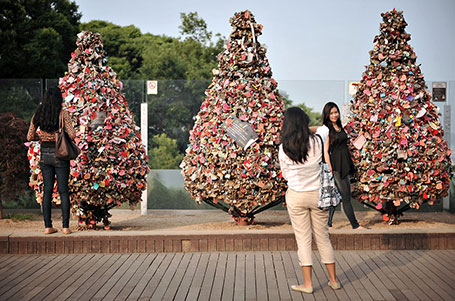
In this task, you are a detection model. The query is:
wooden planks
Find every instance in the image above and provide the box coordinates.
[1,250,454,300]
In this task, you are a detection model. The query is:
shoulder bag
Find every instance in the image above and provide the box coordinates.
[315,134,341,210]
[55,110,80,161]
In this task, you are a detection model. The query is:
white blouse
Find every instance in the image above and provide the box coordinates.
[278,136,322,192]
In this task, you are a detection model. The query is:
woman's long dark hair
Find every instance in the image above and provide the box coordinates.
[322,102,343,146]
[280,107,315,163]
[32,87,63,132]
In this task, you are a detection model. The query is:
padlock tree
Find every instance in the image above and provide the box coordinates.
[345,9,451,224]
[180,10,287,224]
[56,31,148,228]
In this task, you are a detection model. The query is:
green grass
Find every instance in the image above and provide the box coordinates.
[4,213,40,221]
[112,202,141,210]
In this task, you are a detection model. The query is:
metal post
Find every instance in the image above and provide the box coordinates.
[141,101,148,215]
[443,104,451,211]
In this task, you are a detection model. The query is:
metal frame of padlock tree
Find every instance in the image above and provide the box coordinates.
[202,196,284,225]
[358,197,432,225]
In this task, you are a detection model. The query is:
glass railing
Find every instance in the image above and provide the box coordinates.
[1,78,453,210]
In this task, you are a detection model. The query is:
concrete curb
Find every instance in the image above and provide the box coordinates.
[1,231,454,254]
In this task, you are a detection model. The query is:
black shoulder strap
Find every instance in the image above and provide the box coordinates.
[315,134,325,163]
[59,109,64,131]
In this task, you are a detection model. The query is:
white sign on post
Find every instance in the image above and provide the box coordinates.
[147,80,158,95]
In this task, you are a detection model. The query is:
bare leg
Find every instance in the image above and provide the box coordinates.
[291,265,314,293]
[302,266,313,287]
[325,263,337,284]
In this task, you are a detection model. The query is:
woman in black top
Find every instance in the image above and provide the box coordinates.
[322,102,363,229]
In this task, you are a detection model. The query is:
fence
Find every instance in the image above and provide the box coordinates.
[1,79,454,210]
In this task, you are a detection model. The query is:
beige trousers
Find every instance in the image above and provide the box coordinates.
[286,188,336,266]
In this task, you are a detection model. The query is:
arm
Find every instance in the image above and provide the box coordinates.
[63,110,76,140]
[27,116,37,141]
[278,147,289,181]
[324,136,332,172]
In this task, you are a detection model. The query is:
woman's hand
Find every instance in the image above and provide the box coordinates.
[309,126,319,134]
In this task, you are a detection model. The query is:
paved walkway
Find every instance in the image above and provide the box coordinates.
[0,250,454,300]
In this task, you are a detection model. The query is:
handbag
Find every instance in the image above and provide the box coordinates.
[55,110,80,161]
[316,134,341,210]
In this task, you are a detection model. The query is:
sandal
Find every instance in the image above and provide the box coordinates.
[291,285,313,294]
[62,228,72,235]
[328,281,341,290]
[44,228,58,234]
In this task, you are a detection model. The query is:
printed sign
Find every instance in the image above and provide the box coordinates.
[432,82,446,102]
[147,80,158,95]
[353,134,366,150]
[222,117,258,150]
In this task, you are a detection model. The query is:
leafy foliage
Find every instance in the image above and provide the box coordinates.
[179,12,212,44]
[0,112,30,218]
[297,103,322,126]
[0,0,81,78]
[81,17,225,81]
[280,90,322,126]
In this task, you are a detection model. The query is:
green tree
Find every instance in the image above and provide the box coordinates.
[139,38,187,79]
[280,90,322,126]
[0,113,29,219]
[80,20,225,81]
[279,90,293,109]
[80,21,144,79]
[0,0,81,78]
[297,103,322,126]
[149,133,184,169]
[179,12,212,44]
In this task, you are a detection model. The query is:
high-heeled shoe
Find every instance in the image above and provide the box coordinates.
[328,281,341,290]
[291,285,313,294]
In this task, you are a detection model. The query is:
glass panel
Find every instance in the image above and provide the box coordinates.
[122,79,144,125]
[1,78,451,210]
[0,79,42,122]
[147,170,213,209]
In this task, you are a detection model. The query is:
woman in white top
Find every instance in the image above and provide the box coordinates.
[279,107,340,294]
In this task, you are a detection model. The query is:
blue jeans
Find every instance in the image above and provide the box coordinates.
[40,146,71,228]
[327,171,360,229]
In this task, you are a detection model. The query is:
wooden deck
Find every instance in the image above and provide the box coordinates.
[0,250,454,300]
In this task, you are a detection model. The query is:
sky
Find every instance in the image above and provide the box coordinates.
[73,0,455,113]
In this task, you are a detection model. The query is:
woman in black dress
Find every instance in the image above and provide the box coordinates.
[321,102,364,229]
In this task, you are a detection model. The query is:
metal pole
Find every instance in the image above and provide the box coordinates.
[141,99,148,215]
